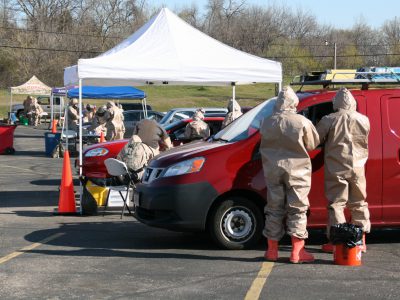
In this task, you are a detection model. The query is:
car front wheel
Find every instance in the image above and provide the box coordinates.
[208,197,263,250]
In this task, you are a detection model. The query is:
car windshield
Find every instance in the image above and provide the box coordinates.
[213,98,276,142]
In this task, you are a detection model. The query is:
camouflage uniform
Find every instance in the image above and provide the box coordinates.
[105,101,125,141]
[29,98,44,126]
[184,110,210,140]
[222,99,243,128]
[134,119,172,155]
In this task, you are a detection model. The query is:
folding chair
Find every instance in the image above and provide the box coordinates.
[103,158,134,218]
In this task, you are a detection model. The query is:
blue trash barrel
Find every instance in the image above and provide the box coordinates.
[44,132,61,157]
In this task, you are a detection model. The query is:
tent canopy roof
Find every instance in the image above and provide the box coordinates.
[11,75,51,95]
[67,86,146,99]
[64,8,282,87]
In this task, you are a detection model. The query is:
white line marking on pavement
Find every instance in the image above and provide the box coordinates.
[244,262,274,300]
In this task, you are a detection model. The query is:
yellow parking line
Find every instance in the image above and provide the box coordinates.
[0,233,64,265]
[244,262,274,300]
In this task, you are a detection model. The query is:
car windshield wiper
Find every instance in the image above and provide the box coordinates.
[212,136,229,142]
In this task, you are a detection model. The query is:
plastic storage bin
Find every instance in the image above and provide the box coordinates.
[44,132,61,156]
[0,124,17,154]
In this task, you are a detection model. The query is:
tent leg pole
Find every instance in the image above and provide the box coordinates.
[232,84,236,101]
[79,79,83,215]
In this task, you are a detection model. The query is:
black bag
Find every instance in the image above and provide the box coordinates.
[329,223,363,248]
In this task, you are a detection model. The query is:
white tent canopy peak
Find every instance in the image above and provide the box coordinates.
[64,8,282,86]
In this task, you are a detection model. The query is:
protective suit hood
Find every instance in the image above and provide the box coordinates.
[106,101,115,108]
[131,135,142,143]
[274,86,299,113]
[333,88,357,111]
[228,99,241,113]
[193,110,204,121]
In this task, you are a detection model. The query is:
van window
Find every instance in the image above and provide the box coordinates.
[300,102,334,125]
[386,97,400,136]
[38,97,50,105]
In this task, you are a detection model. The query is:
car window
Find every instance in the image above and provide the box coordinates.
[123,111,141,122]
[38,97,50,105]
[299,102,334,125]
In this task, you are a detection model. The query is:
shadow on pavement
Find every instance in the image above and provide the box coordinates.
[30,179,79,186]
[0,191,59,207]
[13,150,46,157]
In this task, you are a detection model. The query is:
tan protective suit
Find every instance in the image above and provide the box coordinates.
[133,119,172,155]
[260,86,320,240]
[67,99,80,131]
[117,135,155,181]
[316,87,370,234]
[105,101,125,141]
[222,99,243,128]
[29,98,43,126]
[184,110,210,140]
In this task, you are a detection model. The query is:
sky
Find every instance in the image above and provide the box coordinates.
[150,0,399,29]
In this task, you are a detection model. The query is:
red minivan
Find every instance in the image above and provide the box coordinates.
[134,87,400,249]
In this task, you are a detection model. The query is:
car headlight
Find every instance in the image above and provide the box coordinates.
[162,157,205,178]
[84,148,109,157]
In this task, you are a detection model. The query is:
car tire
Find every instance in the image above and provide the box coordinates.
[5,147,15,155]
[208,197,263,250]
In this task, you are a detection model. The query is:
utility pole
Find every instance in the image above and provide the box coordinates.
[325,40,337,69]
[334,42,337,69]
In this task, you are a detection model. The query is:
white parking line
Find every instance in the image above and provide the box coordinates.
[244,262,274,300]
[0,233,64,265]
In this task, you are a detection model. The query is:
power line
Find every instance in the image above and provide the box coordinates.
[0,25,124,39]
[0,44,102,54]
[271,53,400,59]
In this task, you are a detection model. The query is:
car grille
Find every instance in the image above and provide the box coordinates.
[143,167,164,183]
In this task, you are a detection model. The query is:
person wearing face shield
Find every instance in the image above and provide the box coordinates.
[88,105,107,137]
[105,101,125,141]
[133,118,172,156]
[222,98,243,128]
[184,109,210,140]
[260,86,320,263]
[67,98,80,132]
[316,87,370,253]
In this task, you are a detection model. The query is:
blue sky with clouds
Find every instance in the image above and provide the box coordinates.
[150,0,399,29]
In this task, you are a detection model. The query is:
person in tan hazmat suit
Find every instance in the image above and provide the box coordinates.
[222,98,243,128]
[29,97,44,126]
[184,109,210,140]
[117,135,155,183]
[105,101,125,141]
[133,119,172,155]
[260,86,320,263]
[67,98,80,132]
[316,87,370,253]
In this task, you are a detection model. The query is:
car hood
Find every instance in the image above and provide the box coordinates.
[151,140,230,167]
[84,139,128,153]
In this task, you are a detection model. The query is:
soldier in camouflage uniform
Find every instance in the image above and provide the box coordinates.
[222,98,242,128]
[184,109,210,140]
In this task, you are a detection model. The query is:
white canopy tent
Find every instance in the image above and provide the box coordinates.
[10,75,51,115]
[64,8,282,210]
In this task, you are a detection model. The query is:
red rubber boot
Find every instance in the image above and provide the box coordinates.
[321,242,334,253]
[359,234,367,253]
[290,237,315,264]
[264,240,279,261]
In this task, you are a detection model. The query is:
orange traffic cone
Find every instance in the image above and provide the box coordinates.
[51,119,58,133]
[99,131,105,143]
[55,150,78,215]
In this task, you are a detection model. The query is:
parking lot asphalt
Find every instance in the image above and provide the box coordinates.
[0,125,399,299]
